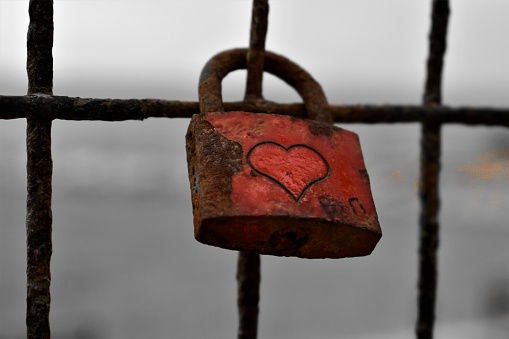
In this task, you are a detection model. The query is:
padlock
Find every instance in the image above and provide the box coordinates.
[186,49,381,258]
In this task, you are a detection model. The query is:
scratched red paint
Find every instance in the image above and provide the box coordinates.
[248,142,329,201]
[190,112,381,258]
[205,112,377,223]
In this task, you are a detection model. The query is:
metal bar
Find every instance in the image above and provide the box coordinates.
[423,0,449,106]
[1,95,507,126]
[237,252,261,339]
[26,117,53,339]
[244,0,269,101]
[237,2,268,337]
[199,48,332,123]
[417,120,441,339]
[25,1,54,339]
[417,1,449,339]
[27,0,53,95]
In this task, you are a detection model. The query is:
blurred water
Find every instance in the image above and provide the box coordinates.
[1,115,507,338]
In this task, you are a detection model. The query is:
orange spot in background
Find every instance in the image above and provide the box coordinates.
[455,149,509,206]
[455,149,509,184]
[414,179,423,193]
[390,169,403,184]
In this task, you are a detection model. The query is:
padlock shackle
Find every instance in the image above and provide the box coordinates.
[199,48,333,124]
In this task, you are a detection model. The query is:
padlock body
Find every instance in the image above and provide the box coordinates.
[186,112,381,258]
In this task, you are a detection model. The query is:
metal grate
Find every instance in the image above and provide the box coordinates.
[0,1,507,338]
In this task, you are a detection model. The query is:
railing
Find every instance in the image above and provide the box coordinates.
[0,1,507,338]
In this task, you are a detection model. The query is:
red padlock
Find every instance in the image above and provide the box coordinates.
[186,49,381,258]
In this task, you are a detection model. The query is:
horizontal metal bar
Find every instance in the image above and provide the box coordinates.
[0,95,507,126]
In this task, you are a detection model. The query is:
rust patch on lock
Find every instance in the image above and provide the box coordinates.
[359,168,370,185]
[269,228,308,251]
[186,115,243,222]
[307,119,336,137]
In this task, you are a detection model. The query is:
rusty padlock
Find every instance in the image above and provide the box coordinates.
[186,49,381,258]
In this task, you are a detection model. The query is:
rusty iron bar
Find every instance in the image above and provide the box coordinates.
[417,119,441,339]
[417,1,449,339]
[199,49,332,124]
[26,116,53,339]
[237,1,268,338]
[244,0,269,101]
[237,252,261,339]
[25,0,54,338]
[1,95,508,126]
[423,0,449,106]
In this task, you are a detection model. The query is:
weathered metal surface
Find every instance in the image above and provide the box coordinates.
[0,0,505,337]
[244,0,269,102]
[239,2,268,337]
[199,49,332,124]
[26,117,53,339]
[417,120,441,339]
[237,252,260,339]
[1,95,508,126]
[191,47,380,258]
[417,1,449,339]
[26,1,54,339]
[423,0,450,107]
[187,112,381,258]
[27,0,54,95]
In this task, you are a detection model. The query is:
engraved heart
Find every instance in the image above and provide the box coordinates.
[247,142,330,201]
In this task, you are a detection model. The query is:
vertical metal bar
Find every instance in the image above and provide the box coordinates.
[417,120,441,339]
[26,1,54,338]
[237,252,261,339]
[237,2,268,338]
[244,0,269,101]
[417,1,449,339]
[423,0,450,106]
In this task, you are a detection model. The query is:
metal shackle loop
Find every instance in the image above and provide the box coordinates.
[199,48,333,124]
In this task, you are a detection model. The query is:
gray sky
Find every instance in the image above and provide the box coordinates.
[1,0,508,105]
[1,1,508,338]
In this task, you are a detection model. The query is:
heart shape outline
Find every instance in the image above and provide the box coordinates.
[247,142,330,202]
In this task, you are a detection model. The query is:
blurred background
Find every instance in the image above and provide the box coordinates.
[1,1,508,338]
